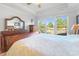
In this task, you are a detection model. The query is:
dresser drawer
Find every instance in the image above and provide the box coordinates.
[0,34,5,53]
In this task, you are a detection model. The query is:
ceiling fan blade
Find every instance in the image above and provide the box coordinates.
[27,3,32,5]
[27,3,41,8]
[38,4,40,8]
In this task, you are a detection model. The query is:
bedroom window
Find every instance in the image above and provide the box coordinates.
[38,16,68,35]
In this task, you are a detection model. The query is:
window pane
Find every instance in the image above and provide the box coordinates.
[38,18,55,34]
[38,21,46,33]
[57,16,67,34]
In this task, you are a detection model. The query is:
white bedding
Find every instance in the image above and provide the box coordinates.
[6,33,79,56]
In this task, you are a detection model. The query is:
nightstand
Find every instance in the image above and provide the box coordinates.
[29,25,35,32]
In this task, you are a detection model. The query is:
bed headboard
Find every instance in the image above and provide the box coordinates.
[5,16,25,31]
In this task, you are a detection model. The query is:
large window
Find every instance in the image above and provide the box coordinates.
[38,16,68,35]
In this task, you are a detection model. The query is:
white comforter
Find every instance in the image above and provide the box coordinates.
[6,33,79,56]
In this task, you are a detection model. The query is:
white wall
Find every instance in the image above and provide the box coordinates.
[0,4,35,31]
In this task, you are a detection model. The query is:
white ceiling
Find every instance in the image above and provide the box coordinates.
[22,3,63,12]
[0,3,79,15]
[20,3,79,13]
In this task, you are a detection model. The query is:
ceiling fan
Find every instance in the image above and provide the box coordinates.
[27,3,41,8]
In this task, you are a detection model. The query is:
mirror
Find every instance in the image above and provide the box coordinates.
[5,16,25,31]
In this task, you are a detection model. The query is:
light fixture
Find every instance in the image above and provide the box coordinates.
[71,24,79,34]
[27,3,41,8]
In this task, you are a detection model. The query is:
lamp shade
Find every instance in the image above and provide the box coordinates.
[72,24,78,31]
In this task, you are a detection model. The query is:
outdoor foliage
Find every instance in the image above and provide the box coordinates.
[38,16,67,33]
[47,22,53,28]
[38,21,46,33]
[57,17,67,28]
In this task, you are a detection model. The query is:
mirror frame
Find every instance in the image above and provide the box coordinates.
[5,16,25,30]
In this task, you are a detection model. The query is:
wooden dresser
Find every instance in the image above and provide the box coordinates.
[0,16,36,53]
[0,33,4,54]
[0,30,32,53]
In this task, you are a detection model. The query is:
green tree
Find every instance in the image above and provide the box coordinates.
[57,17,64,25]
[39,21,45,28]
[57,17,64,28]
[38,21,46,33]
[47,22,53,28]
